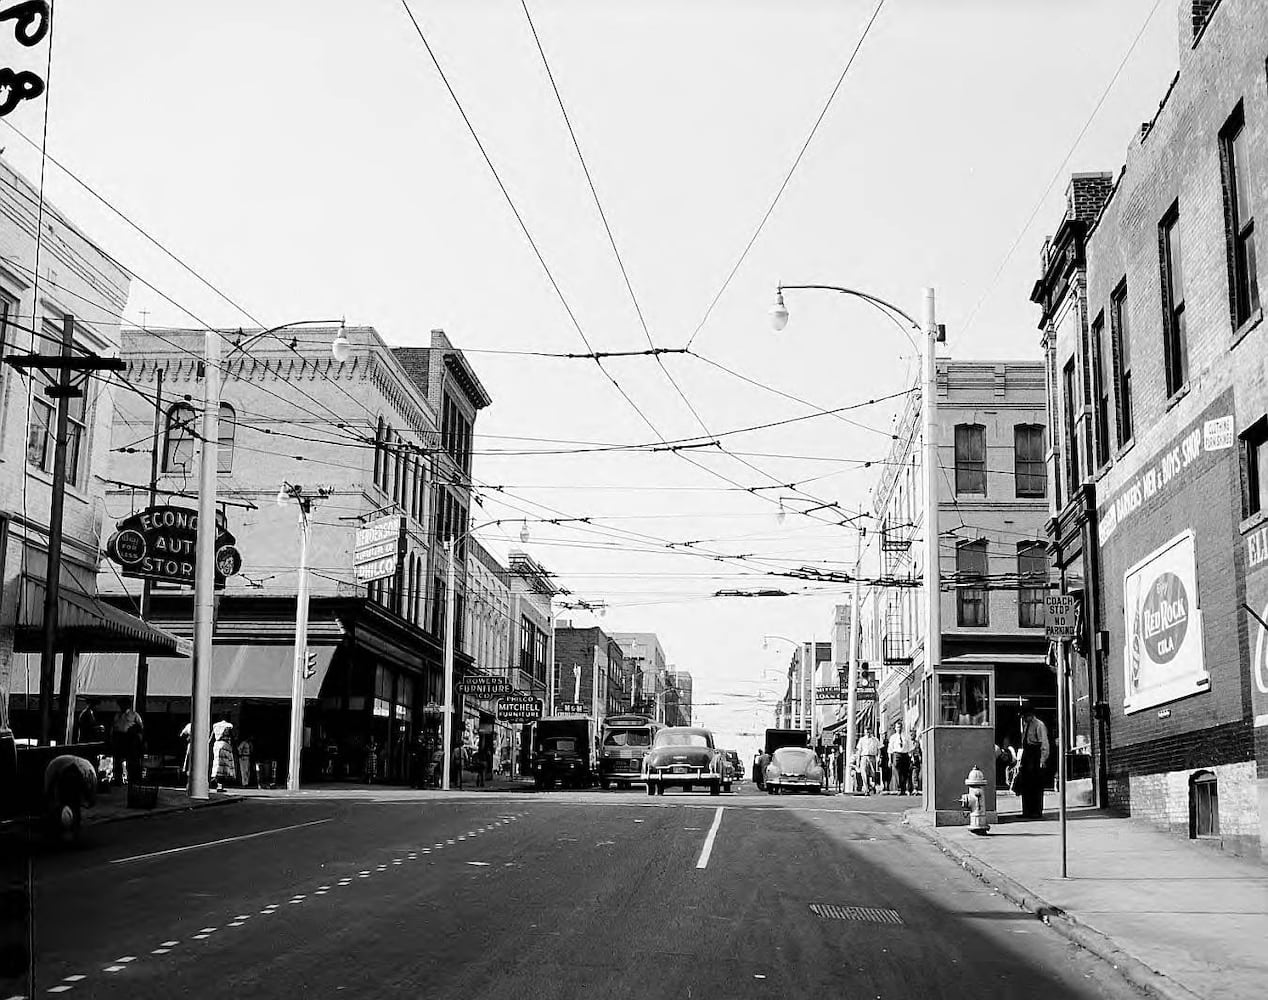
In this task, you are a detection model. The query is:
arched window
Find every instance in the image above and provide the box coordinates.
[1190,771,1219,838]
[163,402,197,473]
[218,403,236,473]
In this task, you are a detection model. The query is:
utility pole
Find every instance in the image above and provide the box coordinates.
[845,529,864,791]
[189,329,222,799]
[5,315,124,746]
[134,367,164,711]
[281,485,327,791]
[441,536,457,791]
[921,288,940,806]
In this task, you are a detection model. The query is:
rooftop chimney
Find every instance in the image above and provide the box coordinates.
[1065,172,1115,225]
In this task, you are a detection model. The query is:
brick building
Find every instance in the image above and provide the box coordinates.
[611,631,669,720]
[1,157,181,741]
[1032,0,1268,857]
[463,538,511,765]
[860,360,1051,765]
[665,669,693,726]
[95,324,490,785]
[552,624,633,725]
[507,549,558,771]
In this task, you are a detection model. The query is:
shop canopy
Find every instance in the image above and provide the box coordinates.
[14,578,184,655]
[9,645,335,700]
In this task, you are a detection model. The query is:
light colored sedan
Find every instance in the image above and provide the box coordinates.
[763,747,825,794]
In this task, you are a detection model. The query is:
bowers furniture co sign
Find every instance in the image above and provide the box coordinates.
[106,505,241,589]
[1122,530,1207,714]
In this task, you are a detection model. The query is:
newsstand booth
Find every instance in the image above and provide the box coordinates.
[922,666,996,827]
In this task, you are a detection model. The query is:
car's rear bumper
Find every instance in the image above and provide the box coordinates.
[768,778,821,789]
[645,769,718,787]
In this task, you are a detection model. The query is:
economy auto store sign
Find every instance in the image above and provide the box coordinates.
[106,504,240,589]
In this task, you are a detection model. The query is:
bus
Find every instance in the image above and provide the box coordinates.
[599,714,661,790]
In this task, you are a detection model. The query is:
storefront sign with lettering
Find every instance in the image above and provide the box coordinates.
[1245,521,1268,728]
[105,505,241,589]
[1097,396,1234,547]
[1122,530,1207,714]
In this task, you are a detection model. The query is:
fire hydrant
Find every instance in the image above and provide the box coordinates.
[959,764,990,835]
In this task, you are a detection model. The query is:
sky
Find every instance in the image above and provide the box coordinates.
[3,0,1182,758]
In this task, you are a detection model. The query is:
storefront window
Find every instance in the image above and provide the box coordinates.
[937,672,991,726]
[373,664,392,718]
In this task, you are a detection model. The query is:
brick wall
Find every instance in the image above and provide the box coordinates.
[1066,173,1115,224]
[1117,760,1259,857]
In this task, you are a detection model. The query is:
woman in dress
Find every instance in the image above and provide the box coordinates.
[211,716,236,792]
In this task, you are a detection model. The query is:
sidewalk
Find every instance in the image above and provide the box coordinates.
[905,794,1268,1000]
[86,785,242,826]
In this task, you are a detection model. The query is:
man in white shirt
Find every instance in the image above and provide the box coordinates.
[886,721,913,794]
[855,731,882,794]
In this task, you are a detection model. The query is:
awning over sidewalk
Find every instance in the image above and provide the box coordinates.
[14,578,183,655]
[8,645,335,699]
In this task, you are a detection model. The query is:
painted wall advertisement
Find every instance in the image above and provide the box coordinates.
[1122,530,1208,714]
[1246,521,1268,728]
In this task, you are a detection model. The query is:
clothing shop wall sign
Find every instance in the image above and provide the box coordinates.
[1246,521,1268,728]
[105,505,241,588]
[1097,397,1234,547]
[1122,530,1207,714]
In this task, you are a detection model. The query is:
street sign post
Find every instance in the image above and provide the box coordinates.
[1045,594,1077,639]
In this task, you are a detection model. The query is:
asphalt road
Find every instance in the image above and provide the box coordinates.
[3,784,1143,999]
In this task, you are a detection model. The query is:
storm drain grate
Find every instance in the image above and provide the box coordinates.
[809,904,903,925]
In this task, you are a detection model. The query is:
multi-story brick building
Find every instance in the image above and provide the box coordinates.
[861,359,1051,768]
[463,538,511,765]
[94,324,490,785]
[1033,0,1268,857]
[665,669,693,727]
[552,624,632,725]
[507,549,558,770]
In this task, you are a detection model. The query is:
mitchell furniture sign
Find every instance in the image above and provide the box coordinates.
[1122,530,1207,714]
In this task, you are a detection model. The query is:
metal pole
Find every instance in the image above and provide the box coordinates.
[546,606,556,716]
[135,367,164,712]
[809,642,817,746]
[189,328,221,800]
[441,536,456,791]
[286,499,312,791]
[1058,639,1069,878]
[921,288,940,809]
[845,530,863,792]
[38,315,75,747]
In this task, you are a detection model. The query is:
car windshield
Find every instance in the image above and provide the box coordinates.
[604,729,651,747]
[653,730,711,749]
[543,737,577,753]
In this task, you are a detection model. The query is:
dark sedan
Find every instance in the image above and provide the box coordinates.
[643,726,726,796]
[763,747,825,794]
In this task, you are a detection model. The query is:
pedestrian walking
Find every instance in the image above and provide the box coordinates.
[211,716,236,792]
[887,721,913,795]
[237,734,255,789]
[111,696,145,788]
[834,747,846,792]
[1016,702,1050,818]
[855,730,881,794]
[179,721,192,779]
[755,751,771,790]
[364,739,379,784]
[451,744,466,789]
[910,731,923,794]
[75,700,105,744]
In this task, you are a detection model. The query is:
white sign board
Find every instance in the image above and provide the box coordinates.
[1123,530,1208,714]
[355,514,402,583]
[1045,595,1077,638]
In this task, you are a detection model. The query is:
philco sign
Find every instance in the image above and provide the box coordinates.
[355,514,404,583]
[105,505,241,589]
[1122,530,1207,714]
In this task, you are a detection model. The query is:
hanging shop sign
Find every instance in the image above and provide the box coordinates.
[815,686,843,703]
[456,675,514,699]
[497,693,543,724]
[1122,530,1207,715]
[1245,521,1268,728]
[1097,395,1235,547]
[105,505,240,589]
[355,514,404,583]
[557,700,588,715]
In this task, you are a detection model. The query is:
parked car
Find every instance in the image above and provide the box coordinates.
[763,746,825,794]
[725,750,744,783]
[643,726,727,796]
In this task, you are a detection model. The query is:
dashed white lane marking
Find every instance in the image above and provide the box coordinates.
[358,873,370,878]
[198,929,216,934]
[49,987,75,994]
[466,861,490,867]
[191,935,209,940]
[234,915,251,921]
[103,964,126,972]
[229,921,245,927]
[315,891,327,896]
[695,806,725,870]
[446,839,456,845]
[63,976,86,982]
[160,941,179,947]
[152,948,171,955]
[116,957,136,964]
[109,818,333,865]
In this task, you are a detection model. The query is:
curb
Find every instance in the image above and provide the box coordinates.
[87,793,243,827]
[902,811,1203,1000]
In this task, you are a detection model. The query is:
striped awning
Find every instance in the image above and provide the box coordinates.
[15,578,183,655]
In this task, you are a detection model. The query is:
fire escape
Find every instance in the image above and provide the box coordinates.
[881,521,914,666]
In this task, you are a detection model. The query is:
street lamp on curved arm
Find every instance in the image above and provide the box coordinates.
[768,278,942,801]
[224,318,349,362]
